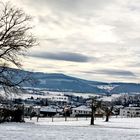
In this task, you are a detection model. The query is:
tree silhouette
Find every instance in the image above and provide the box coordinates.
[102,102,113,122]
[90,97,101,125]
[0,1,36,94]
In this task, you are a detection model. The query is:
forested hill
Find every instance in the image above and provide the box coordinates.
[2,68,140,94]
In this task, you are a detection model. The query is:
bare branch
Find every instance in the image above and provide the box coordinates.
[0,1,37,95]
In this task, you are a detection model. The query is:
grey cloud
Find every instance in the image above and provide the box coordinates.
[81,69,136,77]
[43,0,110,10]
[29,52,92,63]
[98,69,136,77]
[127,62,140,68]
[112,20,136,39]
[38,15,61,25]
[24,0,114,15]
[128,1,140,11]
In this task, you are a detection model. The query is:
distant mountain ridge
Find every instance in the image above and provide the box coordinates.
[26,72,107,93]
[1,68,140,94]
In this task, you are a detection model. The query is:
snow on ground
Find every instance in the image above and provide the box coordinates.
[0,117,140,140]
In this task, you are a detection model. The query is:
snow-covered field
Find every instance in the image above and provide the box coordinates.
[0,117,140,140]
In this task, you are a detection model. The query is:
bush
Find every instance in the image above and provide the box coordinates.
[0,105,24,123]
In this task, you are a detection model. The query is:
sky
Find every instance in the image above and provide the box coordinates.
[7,0,140,83]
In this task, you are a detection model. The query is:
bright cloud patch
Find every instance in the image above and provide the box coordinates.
[11,0,140,82]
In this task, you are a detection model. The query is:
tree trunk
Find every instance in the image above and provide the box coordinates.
[105,114,109,122]
[90,100,95,125]
[90,113,94,125]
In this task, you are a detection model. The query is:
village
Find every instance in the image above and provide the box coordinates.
[1,91,140,123]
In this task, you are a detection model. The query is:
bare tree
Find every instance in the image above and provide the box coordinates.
[102,102,113,122]
[90,97,101,125]
[0,1,36,95]
[104,106,113,122]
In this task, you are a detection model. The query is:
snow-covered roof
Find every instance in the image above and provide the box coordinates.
[40,105,60,113]
[72,105,91,112]
[40,106,57,113]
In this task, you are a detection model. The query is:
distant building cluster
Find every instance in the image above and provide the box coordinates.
[1,91,140,121]
[120,107,140,117]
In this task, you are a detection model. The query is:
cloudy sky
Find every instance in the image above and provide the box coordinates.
[10,0,140,82]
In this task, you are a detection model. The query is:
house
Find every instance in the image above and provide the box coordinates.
[113,105,124,116]
[120,107,140,117]
[71,105,105,117]
[40,105,62,117]
[47,95,69,106]
[71,105,91,117]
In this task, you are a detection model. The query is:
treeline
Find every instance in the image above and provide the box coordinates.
[0,105,24,123]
